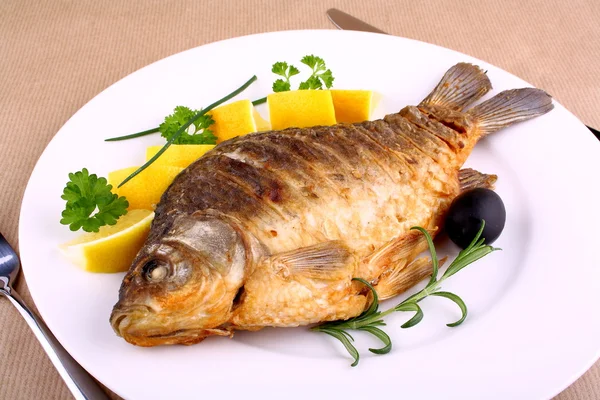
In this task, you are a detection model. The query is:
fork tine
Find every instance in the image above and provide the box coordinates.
[0,231,20,289]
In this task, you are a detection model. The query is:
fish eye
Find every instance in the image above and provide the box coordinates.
[142,260,169,282]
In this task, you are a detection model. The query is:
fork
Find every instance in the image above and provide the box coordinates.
[0,232,110,400]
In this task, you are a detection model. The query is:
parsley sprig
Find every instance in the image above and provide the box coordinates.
[312,221,499,366]
[297,55,334,90]
[251,55,335,105]
[271,62,300,92]
[60,168,129,232]
[271,55,334,91]
[159,106,216,144]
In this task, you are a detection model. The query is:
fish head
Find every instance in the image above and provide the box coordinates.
[110,213,247,346]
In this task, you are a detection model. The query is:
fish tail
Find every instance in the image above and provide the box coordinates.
[458,168,497,191]
[419,63,492,112]
[466,88,554,136]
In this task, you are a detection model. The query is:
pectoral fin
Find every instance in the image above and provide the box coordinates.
[268,241,354,280]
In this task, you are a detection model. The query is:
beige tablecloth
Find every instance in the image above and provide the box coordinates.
[1,1,598,399]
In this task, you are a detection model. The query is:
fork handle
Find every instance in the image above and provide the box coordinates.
[1,288,110,400]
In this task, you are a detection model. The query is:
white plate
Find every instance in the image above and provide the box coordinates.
[18,30,600,400]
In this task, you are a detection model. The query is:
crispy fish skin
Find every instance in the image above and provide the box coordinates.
[110,63,553,346]
[161,120,459,256]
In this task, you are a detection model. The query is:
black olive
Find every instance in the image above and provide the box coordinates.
[445,188,506,249]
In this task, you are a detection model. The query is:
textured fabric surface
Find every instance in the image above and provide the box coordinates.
[0,1,598,399]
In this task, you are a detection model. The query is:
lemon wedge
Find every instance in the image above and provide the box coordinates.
[59,209,154,273]
[108,164,183,210]
[146,144,215,168]
[330,90,373,123]
[252,109,271,132]
[267,90,337,130]
[209,99,258,143]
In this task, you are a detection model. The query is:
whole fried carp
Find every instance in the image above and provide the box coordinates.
[110,63,553,346]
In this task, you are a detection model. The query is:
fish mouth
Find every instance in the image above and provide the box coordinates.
[110,305,231,346]
[110,304,152,339]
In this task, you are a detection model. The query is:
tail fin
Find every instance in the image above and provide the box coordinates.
[467,88,553,136]
[419,63,492,112]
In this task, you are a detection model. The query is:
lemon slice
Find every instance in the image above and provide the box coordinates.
[59,209,154,273]
[146,144,215,168]
[253,109,271,132]
[209,99,258,143]
[330,90,373,123]
[267,90,337,130]
[108,164,183,210]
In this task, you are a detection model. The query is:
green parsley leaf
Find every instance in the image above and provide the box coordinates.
[60,168,129,233]
[267,55,335,94]
[298,76,323,90]
[273,79,291,92]
[320,69,334,88]
[300,55,326,71]
[270,62,301,93]
[298,55,334,90]
[288,65,300,77]
[159,106,217,144]
[271,61,289,76]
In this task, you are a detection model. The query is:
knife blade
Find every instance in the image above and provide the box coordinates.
[326,8,387,34]
[326,8,600,140]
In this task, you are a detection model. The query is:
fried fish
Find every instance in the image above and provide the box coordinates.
[110,63,553,346]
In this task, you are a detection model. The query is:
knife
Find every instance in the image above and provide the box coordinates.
[326,8,387,34]
[326,8,600,140]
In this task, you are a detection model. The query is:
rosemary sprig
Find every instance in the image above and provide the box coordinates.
[312,221,499,366]
[116,75,257,187]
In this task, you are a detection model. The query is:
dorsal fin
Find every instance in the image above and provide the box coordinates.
[419,63,492,112]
